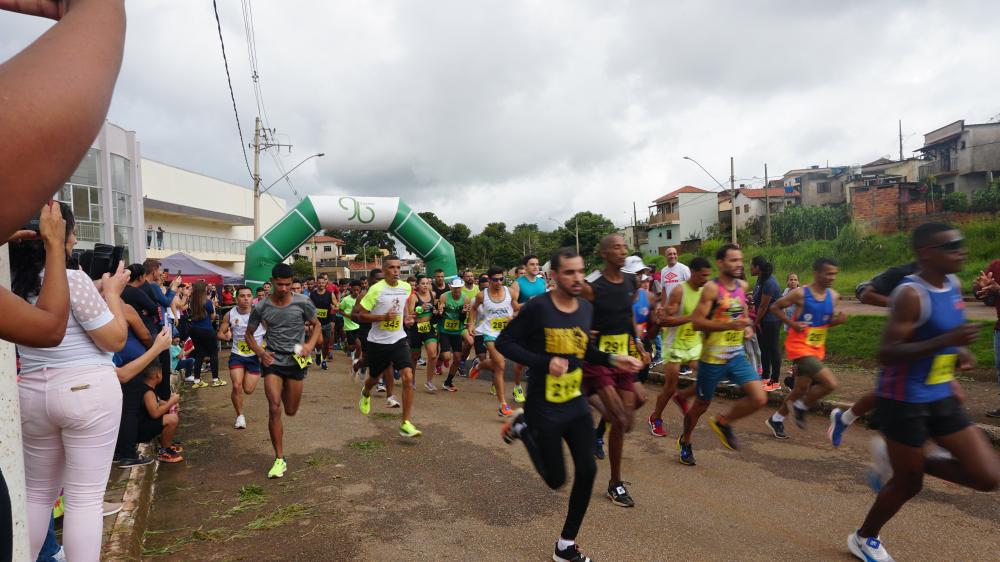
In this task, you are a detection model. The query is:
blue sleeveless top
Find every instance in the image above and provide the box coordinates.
[632,288,650,325]
[515,275,547,304]
[796,287,834,327]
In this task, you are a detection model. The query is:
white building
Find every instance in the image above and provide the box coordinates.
[141,159,287,273]
[641,186,719,256]
[732,188,801,230]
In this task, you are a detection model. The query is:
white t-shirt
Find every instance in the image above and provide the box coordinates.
[359,279,412,345]
[660,263,691,300]
[18,269,116,373]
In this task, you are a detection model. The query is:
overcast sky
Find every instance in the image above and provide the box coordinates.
[3,0,998,233]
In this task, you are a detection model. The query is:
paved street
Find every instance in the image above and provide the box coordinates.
[143,352,1000,561]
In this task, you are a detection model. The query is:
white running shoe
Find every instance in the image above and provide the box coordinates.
[376,382,387,394]
[184,375,196,383]
[848,530,895,561]
[235,415,246,429]
[867,436,892,493]
[424,381,437,393]
[387,395,401,408]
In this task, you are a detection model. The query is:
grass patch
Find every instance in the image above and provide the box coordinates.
[182,438,207,448]
[371,412,400,420]
[347,439,384,453]
[244,503,313,531]
[224,484,268,515]
[141,526,225,557]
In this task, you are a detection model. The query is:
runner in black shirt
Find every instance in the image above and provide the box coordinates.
[308,283,335,370]
[499,248,640,562]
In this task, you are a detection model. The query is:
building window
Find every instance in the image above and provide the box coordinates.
[323,245,332,252]
[735,207,741,215]
[945,183,955,194]
[57,149,104,243]
[743,204,750,213]
[817,182,831,194]
[666,230,672,240]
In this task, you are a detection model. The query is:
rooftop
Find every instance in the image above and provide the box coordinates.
[309,235,345,244]
[653,185,711,203]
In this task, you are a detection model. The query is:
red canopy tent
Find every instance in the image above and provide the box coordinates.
[157,252,243,286]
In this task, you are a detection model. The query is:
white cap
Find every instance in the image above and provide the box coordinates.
[450,278,464,288]
[621,256,649,274]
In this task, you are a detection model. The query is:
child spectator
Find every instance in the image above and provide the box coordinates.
[138,364,184,463]
[782,273,800,328]
[170,336,195,380]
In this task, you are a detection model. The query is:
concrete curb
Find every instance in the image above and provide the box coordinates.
[105,443,159,560]
[646,370,1000,448]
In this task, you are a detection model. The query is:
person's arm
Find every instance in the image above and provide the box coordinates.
[495,302,547,370]
[115,326,171,384]
[124,305,152,348]
[753,281,774,329]
[828,290,847,327]
[299,301,321,356]
[356,286,391,324]
[691,282,750,334]
[217,310,231,341]
[768,288,806,331]
[245,307,273,367]
[508,280,520,304]
[467,292,483,329]
[143,388,179,419]
[659,284,690,327]
[878,286,980,364]
[0,202,69,346]
[0,0,126,242]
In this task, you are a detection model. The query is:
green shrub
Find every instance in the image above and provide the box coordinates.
[942,192,968,212]
[971,184,1000,214]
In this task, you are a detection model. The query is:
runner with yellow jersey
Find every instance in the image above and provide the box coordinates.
[217,286,267,429]
[407,275,440,392]
[765,257,847,439]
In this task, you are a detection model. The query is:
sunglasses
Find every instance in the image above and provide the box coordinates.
[490,277,504,282]
[928,238,965,252]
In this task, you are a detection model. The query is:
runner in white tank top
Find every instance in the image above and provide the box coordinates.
[217,287,267,429]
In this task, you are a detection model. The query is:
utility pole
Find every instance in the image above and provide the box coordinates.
[575,216,580,254]
[251,116,293,238]
[632,201,639,250]
[764,163,771,246]
[898,119,904,161]
[730,156,737,244]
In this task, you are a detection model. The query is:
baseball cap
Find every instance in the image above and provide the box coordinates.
[621,256,650,274]
[450,278,464,288]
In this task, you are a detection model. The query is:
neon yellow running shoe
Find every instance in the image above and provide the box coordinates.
[512,385,526,404]
[267,457,287,479]
[399,420,422,438]
[359,392,371,415]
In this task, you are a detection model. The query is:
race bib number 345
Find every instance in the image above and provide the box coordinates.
[380,317,401,331]
[545,368,582,403]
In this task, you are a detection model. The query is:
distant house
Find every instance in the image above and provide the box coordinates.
[296,235,347,279]
[916,119,1000,195]
[640,186,719,256]
[837,157,923,205]
[731,188,801,230]
[782,165,849,206]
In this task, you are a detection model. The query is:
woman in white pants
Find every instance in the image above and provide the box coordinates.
[10,203,129,561]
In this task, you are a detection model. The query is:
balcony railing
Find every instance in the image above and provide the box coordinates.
[918,156,958,179]
[647,211,679,225]
[145,230,252,256]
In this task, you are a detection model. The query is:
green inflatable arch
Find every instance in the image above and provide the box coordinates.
[243,195,456,289]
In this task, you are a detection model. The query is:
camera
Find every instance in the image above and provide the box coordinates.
[75,243,126,280]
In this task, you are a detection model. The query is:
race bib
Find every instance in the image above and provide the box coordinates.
[417,321,431,334]
[678,324,698,344]
[925,353,956,385]
[545,368,583,403]
[490,317,509,332]
[721,330,744,346]
[444,319,460,331]
[316,309,328,319]
[380,317,401,331]
[293,353,313,369]
[598,334,629,354]
[805,327,827,347]
[236,341,253,355]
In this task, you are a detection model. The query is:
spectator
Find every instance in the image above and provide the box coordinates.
[751,255,783,391]
[138,363,183,463]
[156,226,164,250]
[188,281,223,388]
[782,273,800,330]
[146,225,154,249]
[140,259,180,399]
[10,203,130,561]
[171,336,195,381]
[973,263,1000,418]
[221,285,235,306]
[112,296,157,468]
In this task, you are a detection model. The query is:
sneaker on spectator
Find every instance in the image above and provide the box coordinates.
[184,375,195,383]
[119,456,154,469]
[103,501,123,517]
[157,448,184,463]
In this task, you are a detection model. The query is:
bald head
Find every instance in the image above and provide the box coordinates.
[600,234,624,252]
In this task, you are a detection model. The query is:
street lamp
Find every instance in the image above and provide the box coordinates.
[683,155,736,244]
[254,152,325,237]
[546,216,580,254]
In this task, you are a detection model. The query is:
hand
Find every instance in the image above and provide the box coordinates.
[792,321,810,332]
[404,315,415,327]
[298,343,313,357]
[152,326,171,352]
[610,355,643,374]
[169,275,182,291]
[640,350,652,366]
[101,261,129,296]
[384,310,398,322]
[728,317,751,330]
[548,356,569,376]
[958,347,976,371]
[37,201,66,249]
[0,0,70,20]
[168,393,181,405]
[260,351,275,367]
[8,229,38,243]
[744,326,754,340]
[832,311,847,325]
[975,270,993,289]
[946,323,980,347]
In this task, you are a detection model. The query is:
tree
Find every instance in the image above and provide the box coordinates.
[559,211,616,265]
[291,256,313,279]
[418,211,451,238]
[355,246,383,263]
[324,229,397,255]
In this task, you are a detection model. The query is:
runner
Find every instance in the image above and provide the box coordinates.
[356,256,421,437]
[437,277,469,392]
[580,234,649,507]
[308,279,336,370]
[677,243,767,465]
[660,246,692,374]
[407,275,440,392]
[848,223,1000,562]
[647,257,712,437]
[217,286,267,429]
[244,263,321,479]
[334,279,349,351]
[430,268,451,377]
[352,269,399,405]
[764,258,847,439]
[498,248,641,562]
[509,254,548,404]
[469,266,518,416]
[339,280,362,379]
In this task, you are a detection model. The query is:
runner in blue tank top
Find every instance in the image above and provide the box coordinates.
[848,223,999,562]
[509,254,548,404]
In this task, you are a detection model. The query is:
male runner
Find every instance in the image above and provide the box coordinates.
[468,266,518,416]
[659,247,692,374]
[308,279,336,370]
[457,270,481,371]
[848,223,1000,562]
[352,269,398,404]
[245,264,320,478]
[291,279,303,294]
[580,234,649,507]
[431,268,449,300]
[438,277,469,392]
[339,280,362,378]
[648,257,712,437]
[509,254,548,404]
[407,275,440,391]
[498,248,641,562]
[217,286,267,429]
[677,243,767,465]
[356,256,421,437]
[764,258,847,439]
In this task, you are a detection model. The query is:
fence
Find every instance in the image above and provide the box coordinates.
[146,231,252,255]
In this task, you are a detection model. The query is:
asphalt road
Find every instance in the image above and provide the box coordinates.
[143,352,1000,561]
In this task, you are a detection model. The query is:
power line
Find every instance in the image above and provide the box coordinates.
[212,0,254,181]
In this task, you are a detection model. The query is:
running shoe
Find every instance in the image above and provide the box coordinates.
[501,409,525,444]
[399,420,422,438]
[435,363,443,376]
[393,369,401,380]
[267,457,287,479]
[321,360,328,370]
[679,364,693,376]
[498,403,514,417]
[375,382,386,393]
[553,541,593,562]
[792,404,808,428]
[673,393,691,415]
[469,358,480,379]
[763,381,782,392]
[708,416,740,451]
[359,392,371,415]
[828,408,847,447]
[424,381,437,393]
[677,439,696,466]
[211,379,227,387]
[648,415,666,437]
[156,448,183,463]
[417,358,427,367]
[594,438,606,460]
[489,384,496,396]
[867,436,892,493]
[184,375,196,383]
[333,343,341,351]
[512,385,526,404]
[235,415,247,429]
[118,456,154,469]
[167,443,184,453]
[765,416,788,439]
[191,380,209,389]
[442,382,458,392]
[985,408,1000,418]
[387,395,401,408]
[848,531,895,562]
[607,481,635,508]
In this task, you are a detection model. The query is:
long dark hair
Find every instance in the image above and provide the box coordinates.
[10,202,75,300]
[189,280,210,321]
[751,255,773,282]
